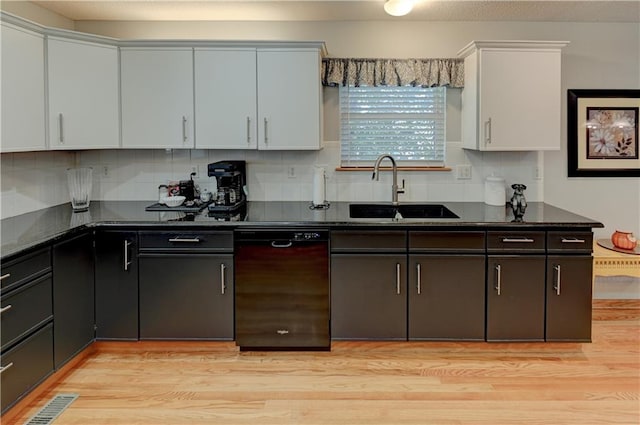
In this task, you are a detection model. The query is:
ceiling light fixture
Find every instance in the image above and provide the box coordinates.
[384,0,414,17]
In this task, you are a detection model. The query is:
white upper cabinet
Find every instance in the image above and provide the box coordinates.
[257,49,322,150]
[48,37,119,150]
[459,41,568,151]
[121,48,194,149]
[194,49,257,149]
[1,22,46,152]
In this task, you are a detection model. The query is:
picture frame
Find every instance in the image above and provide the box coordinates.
[567,89,640,177]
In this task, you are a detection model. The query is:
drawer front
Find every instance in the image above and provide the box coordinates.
[1,274,53,350]
[1,323,54,414]
[487,231,545,253]
[139,231,233,251]
[547,231,593,253]
[409,231,485,252]
[1,247,51,294]
[331,230,406,252]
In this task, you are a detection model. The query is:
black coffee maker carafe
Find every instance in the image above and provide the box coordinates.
[207,160,247,213]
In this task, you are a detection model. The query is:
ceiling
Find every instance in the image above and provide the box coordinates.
[27,0,640,22]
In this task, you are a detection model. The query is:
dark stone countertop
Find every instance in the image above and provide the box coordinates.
[0,200,603,259]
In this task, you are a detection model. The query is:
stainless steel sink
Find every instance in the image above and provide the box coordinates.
[349,203,459,219]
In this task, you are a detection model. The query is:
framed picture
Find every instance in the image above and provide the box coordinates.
[567,89,640,177]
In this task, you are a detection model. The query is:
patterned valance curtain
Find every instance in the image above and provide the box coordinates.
[321,57,464,88]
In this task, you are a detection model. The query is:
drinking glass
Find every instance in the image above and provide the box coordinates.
[67,167,93,211]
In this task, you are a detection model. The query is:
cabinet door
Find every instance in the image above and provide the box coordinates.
[121,48,194,148]
[53,232,95,368]
[546,256,593,342]
[478,49,561,150]
[194,49,257,149]
[408,255,485,340]
[0,23,45,152]
[257,49,321,150]
[95,231,138,340]
[139,254,233,339]
[331,254,406,340]
[486,256,546,341]
[48,37,119,149]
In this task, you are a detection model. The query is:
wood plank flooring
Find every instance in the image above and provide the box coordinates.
[6,305,640,425]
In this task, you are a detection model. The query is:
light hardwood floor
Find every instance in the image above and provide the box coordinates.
[6,303,640,425]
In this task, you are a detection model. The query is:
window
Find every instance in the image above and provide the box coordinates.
[339,85,446,167]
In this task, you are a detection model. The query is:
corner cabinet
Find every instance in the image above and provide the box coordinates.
[0,22,46,153]
[458,40,568,151]
[194,46,323,150]
[120,48,194,149]
[47,37,119,150]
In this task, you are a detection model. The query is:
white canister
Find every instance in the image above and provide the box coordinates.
[484,176,506,206]
[312,166,326,206]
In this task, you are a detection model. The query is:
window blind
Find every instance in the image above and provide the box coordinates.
[339,85,446,167]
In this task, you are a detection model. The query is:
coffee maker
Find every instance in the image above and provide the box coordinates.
[207,160,247,215]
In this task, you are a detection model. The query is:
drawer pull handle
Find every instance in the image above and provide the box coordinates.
[220,263,226,295]
[0,363,13,374]
[561,238,585,243]
[276,329,289,335]
[416,263,422,295]
[168,237,201,243]
[495,264,502,296]
[501,238,535,243]
[0,273,10,281]
[396,263,401,295]
[553,265,561,296]
[0,304,12,314]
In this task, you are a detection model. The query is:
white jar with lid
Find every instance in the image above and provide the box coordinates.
[484,176,506,206]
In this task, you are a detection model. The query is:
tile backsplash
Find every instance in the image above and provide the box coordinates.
[0,142,542,218]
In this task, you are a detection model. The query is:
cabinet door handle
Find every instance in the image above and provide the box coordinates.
[123,240,132,271]
[0,304,12,314]
[58,113,64,144]
[561,238,585,243]
[0,363,14,374]
[0,273,10,281]
[182,116,188,143]
[501,238,535,243]
[168,237,201,243]
[276,329,289,335]
[246,117,251,145]
[553,264,561,296]
[263,118,268,145]
[416,263,422,295]
[484,118,491,144]
[495,264,502,296]
[220,263,226,295]
[396,263,401,295]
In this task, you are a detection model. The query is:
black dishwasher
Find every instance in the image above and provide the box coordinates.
[234,229,330,351]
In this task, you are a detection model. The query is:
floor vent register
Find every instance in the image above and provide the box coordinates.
[24,393,79,425]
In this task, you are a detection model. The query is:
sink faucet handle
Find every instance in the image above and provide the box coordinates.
[371,171,377,180]
[397,179,405,194]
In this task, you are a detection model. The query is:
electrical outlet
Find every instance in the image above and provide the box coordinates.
[101,165,110,178]
[456,164,472,180]
[191,165,199,178]
[533,166,542,180]
[287,166,296,178]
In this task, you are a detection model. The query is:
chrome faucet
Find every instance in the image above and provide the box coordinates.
[372,154,405,206]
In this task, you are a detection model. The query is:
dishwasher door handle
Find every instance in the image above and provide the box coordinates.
[271,241,293,248]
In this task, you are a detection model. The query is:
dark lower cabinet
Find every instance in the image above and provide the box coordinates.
[546,256,593,341]
[138,254,233,339]
[408,255,485,340]
[1,323,54,413]
[53,232,95,369]
[94,231,138,340]
[331,254,407,340]
[486,256,546,341]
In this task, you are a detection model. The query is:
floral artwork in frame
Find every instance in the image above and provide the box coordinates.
[568,89,640,177]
